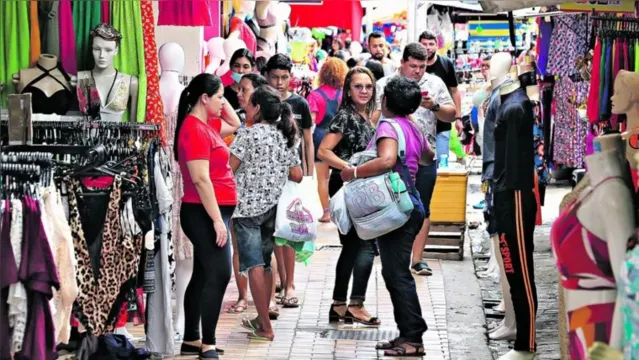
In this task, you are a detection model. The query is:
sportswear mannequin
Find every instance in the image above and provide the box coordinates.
[159,42,190,338]
[491,52,537,360]
[76,23,138,122]
[15,54,74,115]
[556,150,633,355]
[612,70,639,170]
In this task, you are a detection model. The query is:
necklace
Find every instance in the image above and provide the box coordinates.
[91,70,119,107]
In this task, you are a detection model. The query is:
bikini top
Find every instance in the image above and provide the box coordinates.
[76,70,131,122]
[21,63,73,115]
[550,176,626,291]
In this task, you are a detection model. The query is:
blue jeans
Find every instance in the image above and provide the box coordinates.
[329,172,376,302]
[436,130,451,167]
[377,208,427,343]
[233,206,277,275]
[415,163,437,219]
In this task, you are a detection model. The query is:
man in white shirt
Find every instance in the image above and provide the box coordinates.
[368,32,395,76]
[373,42,457,276]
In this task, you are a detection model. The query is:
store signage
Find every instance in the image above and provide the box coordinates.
[559,0,636,12]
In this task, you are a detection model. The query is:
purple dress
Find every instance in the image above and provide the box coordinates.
[15,198,60,360]
[1,200,18,359]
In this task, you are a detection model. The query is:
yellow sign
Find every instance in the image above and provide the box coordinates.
[560,0,636,12]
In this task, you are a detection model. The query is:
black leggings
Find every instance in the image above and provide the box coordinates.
[180,203,234,345]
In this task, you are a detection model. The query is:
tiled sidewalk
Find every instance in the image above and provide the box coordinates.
[132,223,450,360]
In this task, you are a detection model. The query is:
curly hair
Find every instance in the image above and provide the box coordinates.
[318,57,349,89]
[90,23,122,46]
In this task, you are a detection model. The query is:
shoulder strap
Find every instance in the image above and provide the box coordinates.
[378,118,406,162]
[316,88,330,102]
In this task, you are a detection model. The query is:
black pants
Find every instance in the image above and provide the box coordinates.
[494,189,538,353]
[377,208,427,343]
[180,203,234,345]
[329,172,376,303]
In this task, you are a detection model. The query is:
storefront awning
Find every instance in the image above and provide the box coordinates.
[289,0,364,41]
[479,0,566,13]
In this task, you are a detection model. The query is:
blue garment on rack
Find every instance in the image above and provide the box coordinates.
[600,40,613,121]
[537,19,553,76]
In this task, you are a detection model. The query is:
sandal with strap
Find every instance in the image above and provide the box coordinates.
[383,342,425,357]
[375,337,403,350]
[269,306,280,320]
[344,305,381,326]
[282,296,300,308]
[240,318,261,332]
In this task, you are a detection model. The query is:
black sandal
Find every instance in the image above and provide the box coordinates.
[375,337,403,350]
[383,342,425,357]
[344,305,381,326]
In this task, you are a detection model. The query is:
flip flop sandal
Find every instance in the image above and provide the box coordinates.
[275,293,284,305]
[240,318,260,332]
[227,301,248,314]
[282,296,300,308]
[269,306,280,320]
[375,337,403,350]
[248,329,273,342]
[383,342,425,357]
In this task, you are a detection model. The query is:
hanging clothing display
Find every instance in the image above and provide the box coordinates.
[29,0,41,66]
[101,0,110,24]
[112,0,147,123]
[552,77,590,168]
[157,0,215,27]
[587,37,602,123]
[0,0,30,104]
[57,0,77,75]
[141,0,166,143]
[38,1,60,58]
[73,0,101,71]
[536,17,553,76]
[546,14,591,77]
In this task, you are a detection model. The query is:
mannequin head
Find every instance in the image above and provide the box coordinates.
[90,23,122,70]
[489,52,512,81]
[158,42,185,74]
[611,70,639,115]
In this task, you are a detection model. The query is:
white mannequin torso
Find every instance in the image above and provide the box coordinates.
[160,72,184,116]
[570,150,635,350]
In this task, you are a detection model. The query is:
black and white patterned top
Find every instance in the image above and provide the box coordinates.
[230,123,301,218]
[327,107,376,163]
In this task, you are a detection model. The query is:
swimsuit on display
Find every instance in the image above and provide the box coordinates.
[550,175,624,360]
[76,70,131,122]
[21,63,73,115]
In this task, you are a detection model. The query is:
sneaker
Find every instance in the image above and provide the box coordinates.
[473,200,486,210]
[411,262,433,276]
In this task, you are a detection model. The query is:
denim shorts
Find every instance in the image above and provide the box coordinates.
[313,126,328,162]
[415,163,437,219]
[233,206,277,275]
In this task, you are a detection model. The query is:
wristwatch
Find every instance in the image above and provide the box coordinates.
[431,103,440,112]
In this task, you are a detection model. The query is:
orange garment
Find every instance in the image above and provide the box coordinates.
[29,0,41,66]
[140,0,166,144]
[223,118,253,146]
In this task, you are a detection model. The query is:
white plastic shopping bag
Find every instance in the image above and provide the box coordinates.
[329,186,351,235]
[273,180,317,242]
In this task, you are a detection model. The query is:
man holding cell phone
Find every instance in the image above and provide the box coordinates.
[373,43,456,276]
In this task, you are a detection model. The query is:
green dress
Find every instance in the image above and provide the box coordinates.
[73,0,101,71]
[0,0,30,105]
[112,0,147,122]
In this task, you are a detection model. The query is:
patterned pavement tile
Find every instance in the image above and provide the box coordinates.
[125,222,450,359]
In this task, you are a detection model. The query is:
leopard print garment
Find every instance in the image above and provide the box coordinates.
[66,176,143,336]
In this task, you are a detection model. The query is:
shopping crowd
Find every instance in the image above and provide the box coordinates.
[174,30,464,359]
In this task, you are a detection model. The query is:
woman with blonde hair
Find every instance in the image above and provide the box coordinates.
[307,57,348,222]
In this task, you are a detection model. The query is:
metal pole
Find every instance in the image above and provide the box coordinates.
[407,0,418,43]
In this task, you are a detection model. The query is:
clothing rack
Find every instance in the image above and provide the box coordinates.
[0,118,160,131]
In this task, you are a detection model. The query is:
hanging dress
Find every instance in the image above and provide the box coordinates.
[141,0,166,141]
[38,0,60,58]
[157,0,214,27]
[29,0,41,66]
[587,37,602,124]
[73,0,101,71]
[0,0,30,105]
[57,0,77,75]
[101,0,110,24]
[112,0,147,122]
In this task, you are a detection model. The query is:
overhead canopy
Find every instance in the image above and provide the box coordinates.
[479,0,567,13]
[289,0,364,42]
[427,1,483,11]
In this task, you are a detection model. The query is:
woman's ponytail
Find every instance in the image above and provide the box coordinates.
[172,73,223,161]
[277,102,298,149]
[173,87,192,161]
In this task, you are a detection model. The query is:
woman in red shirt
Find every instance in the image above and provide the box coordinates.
[173,73,241,359]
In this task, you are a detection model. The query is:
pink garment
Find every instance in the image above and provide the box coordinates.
[229,17,257,55]
[158,0,214,27]
[101,1,110,24]
[610,39,622,130]
[220,71,234,87]
[586,38,602,124]
[307,85,342,125]
[58,0,77,75]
